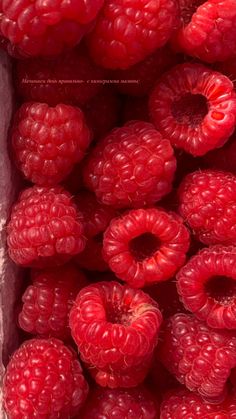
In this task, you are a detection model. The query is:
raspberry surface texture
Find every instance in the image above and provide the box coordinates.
[7,186,86,267]
[159,313,236,401]
[3,338,88,418]
[87,0,180,69]
[18,263,87,339]
[178,170,236,245]
[103,208,190,288]
[69,281,162,388]
[12,102,91,186]
[83,121,176,209]
[149,63,236,156]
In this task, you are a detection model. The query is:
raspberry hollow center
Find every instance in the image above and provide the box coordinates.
[105,302,132,326]
[181,0,206,25]
[205,275,236,305]
[171,93,208,127]
[129,233,160,262]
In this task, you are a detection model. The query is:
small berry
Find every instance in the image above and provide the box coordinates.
[149,63,236,156]
[103,208,190,288]
[83,121,176,209]
[3,338,88,418]
[7,186,86,267]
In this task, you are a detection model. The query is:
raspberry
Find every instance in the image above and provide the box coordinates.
[11,102,92,186]
[159,313,236,401]
[18,263,87,340]
[15,45,107,106]
[87,0,180,69]
[80,385,159,419]
[149,63,236,156]
[0,0,104,57]
[146,279,186,318]
[173,0,236,63]
[69,281,162,388]
[103,208,190,288]
[203,132,236,175]
[178,170,236,245]
[83,121,176,209]
[121,96,150,124]
[7,186,86,267]
[177,246,236,330]
[3,338,88,418]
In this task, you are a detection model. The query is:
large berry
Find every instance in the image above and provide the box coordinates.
[3,338,88,418]
[87,0,180,69]
[83,121,176,209]
[69,281,162,388]
[7,186,86,267]
[159,313,236,401]
[12,102,91,186]
[149,63,236,156]
[178,170,236,245]
[103,208,190,288]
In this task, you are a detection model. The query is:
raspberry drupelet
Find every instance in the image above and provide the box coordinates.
[103,208,190,288]
[178,170,236,245]
[83,121,176,209]
[18,263,87,340]
[11,102,92,186]
[7,186,86,267]
[69,281,162,388]
[177,246,236,329]
[149,63,236,156]
[159,313,236,402]
[3,338,89,418]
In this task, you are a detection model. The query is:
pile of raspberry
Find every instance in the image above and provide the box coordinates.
[3,0,236,417]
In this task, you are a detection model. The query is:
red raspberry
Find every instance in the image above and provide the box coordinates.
[15,45,107,106]
[103,208,190,288]
[12,102,91,186]
[149,63,236,156]
[79,385,159,419]
[83,121,176,209]
[203,132,236,175]
[7,186,86,267]
[3,338,88,418]
[87,0,180,69]
[18,263,87,340]
[122,96,150,124]
[178,170,236,245]
[0,0,104,57]
[159,313,236,401]
[173,0,236,63]
[177,246,236,330]
[69,281,162,388]
[146,279,186,318]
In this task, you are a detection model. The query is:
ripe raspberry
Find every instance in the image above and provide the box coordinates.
[3,338,88,418]
[12,102,91,186]
[79,385,159,419]
[149,63,236,156]
[178,170,236,245]
[103,208,190,288]
[122,96,150,124]
[7,186,86,267]
[15,45,107,106]
[159,313,236,401]
[87,0,180,69]
[146,280,186,318]
[173,0,236,63]
[18,263,87,340]
[0,0,104,57]
[203,132,236,175]
[177,246,236,330]
[83,121,176,209]
[69,281,162,388]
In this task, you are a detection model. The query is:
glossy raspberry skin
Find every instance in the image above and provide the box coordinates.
[149,63,236,156]
[178,170,236,245]
[159,313,236,401]
[7,186,86,267]
[12,102,91,186]
[0,0,104,57]
[103,208,190,288]
[83,121,176,209]
[87,0,180,69]
[3,338,89,418]
[18,264,87,340]
[69,281,162,388]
